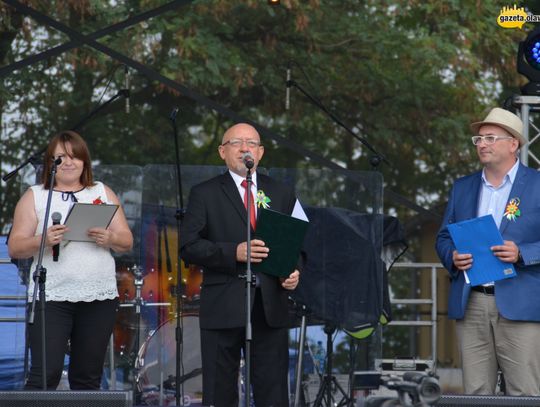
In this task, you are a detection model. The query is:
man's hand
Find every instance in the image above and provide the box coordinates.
[491,240,520,263]
[280,270,300,290]
[236,239,269,263]
[452,250,473,271]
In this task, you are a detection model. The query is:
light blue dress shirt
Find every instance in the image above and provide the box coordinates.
[477,159,519,286]
[477,159,519,228]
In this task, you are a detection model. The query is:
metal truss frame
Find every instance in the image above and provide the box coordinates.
[1,0,436,219]
[513,95,540,168]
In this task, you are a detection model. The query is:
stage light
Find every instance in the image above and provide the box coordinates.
[517,25,540,94]
[267,0,280,5]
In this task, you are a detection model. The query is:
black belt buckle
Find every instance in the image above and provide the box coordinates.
[472,285,495,295]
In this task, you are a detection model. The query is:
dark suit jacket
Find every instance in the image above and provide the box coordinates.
[180,171,298,329]
[436,163,540,321]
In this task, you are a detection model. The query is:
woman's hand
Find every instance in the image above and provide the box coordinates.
[87,227,113,248]
[46,224,69,247]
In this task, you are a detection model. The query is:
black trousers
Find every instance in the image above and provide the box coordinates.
[201,289,289,407]
[25,299,118,390]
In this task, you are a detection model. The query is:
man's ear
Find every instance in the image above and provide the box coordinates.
[513,139,520,153]
[257,145,265,161]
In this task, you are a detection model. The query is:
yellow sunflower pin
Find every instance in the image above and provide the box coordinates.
[503,198,521,221]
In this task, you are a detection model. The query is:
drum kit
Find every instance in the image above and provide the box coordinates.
[109,264,340,407]
[111,263,203,406]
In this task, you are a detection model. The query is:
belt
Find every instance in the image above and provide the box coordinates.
[471,285,495,295]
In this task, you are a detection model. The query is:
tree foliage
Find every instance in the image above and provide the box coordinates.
[0,0,534,239]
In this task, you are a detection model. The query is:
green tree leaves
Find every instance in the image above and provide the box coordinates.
[0,0,530,232]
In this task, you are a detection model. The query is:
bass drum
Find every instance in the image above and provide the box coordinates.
[136,315,202,406]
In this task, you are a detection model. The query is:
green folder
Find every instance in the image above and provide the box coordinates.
[252,208,309,278]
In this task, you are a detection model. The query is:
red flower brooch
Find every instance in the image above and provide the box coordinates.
[92,196,105,205]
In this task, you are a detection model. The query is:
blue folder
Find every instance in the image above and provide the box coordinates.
[447,215,516,286]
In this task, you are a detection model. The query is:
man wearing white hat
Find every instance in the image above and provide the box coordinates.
[436,107,540,395]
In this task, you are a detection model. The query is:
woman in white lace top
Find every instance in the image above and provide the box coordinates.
[8,130,133,390]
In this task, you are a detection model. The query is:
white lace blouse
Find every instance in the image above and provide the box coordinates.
[27,182,118,302]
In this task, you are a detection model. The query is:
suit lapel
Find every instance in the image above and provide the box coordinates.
[466,173,482,220]
[220,172,248,226]
[500,164,527,235]
[256,175,268,219]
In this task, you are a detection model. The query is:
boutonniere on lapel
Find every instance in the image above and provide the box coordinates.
[503,197,521,221]
[255,190,271,209]
[92,196,105,205]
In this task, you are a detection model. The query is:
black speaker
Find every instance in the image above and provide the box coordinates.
[0,391,132,407]
[437,394,540,406]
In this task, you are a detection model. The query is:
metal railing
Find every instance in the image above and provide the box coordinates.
[381,262,444,373]
[0,257,27,323]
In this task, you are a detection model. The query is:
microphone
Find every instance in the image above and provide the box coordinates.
[169,107,179,122]
[242,152,255,169]
[285,66,291,110]
[124,65,130,114]
[51,212,62,262]
[53,156,62,166]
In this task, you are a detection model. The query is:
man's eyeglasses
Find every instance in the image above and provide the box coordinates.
[221,139,261,148]
[471,135,514,146]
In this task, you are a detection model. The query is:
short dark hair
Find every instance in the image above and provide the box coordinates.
[42,130,95,189]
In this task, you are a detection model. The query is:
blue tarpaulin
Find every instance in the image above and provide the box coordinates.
[0,235,26,389]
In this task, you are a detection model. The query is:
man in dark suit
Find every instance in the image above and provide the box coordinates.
[180,123,301,406]
[436,108,540,395]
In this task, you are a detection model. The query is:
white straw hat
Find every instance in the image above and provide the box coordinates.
[470,107,525,146]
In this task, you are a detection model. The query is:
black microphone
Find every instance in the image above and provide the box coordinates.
[169,107,179,122]
[242,152,254,169]
[51,212,62,262]
[124,65,130,114]
[285,66,291,110]
[53,156,62,166]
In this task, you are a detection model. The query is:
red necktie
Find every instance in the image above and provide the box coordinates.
[241,180,256,230]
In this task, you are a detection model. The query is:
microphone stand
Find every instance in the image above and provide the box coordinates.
[293,303,308,407]
[71,89,128,132]
[28,157,61,390]
[169,107,186,406]
[286,78,390,169]
[2,150,45,183]
[243,164,255,407]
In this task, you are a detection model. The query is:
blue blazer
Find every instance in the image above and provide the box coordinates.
[436,163,540,321]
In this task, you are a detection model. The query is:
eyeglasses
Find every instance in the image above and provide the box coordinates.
[221,139,261,148]
[471,135,514,145]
